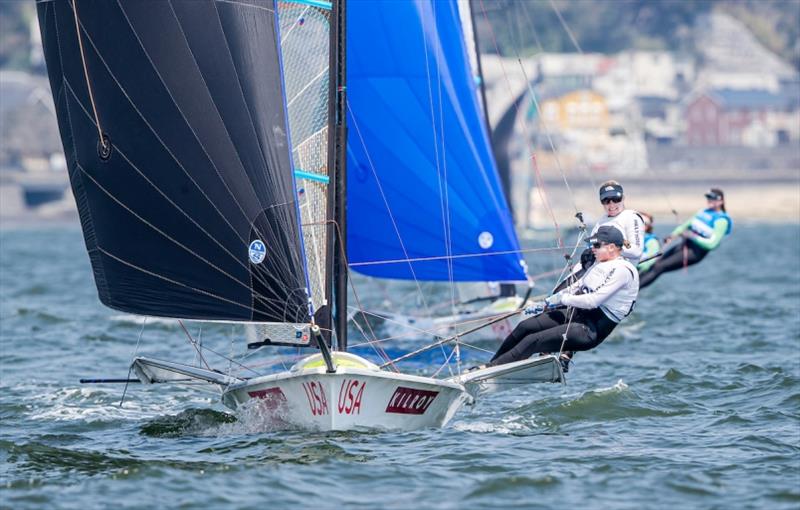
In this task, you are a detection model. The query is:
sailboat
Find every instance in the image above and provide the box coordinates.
[346,0,533,343]
[37,0,562,431]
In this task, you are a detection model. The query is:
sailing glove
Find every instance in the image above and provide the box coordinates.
[545,292,564,308]
[524,302,546,315]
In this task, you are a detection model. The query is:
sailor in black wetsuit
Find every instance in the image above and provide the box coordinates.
[486,226,639,368]
[639,188,732,289]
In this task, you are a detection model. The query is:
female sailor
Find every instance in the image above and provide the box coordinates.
[486,226,639,368]
[638,212,661,274]
[639,188,732,289]
[556,181,644,291]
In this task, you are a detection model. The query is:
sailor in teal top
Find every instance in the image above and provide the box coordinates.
[639,189,732,289]
[638,212,661,273]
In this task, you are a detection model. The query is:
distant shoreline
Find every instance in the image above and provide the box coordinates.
[533,172,800,224]
[1,173,798,228]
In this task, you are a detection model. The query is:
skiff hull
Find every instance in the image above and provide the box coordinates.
[221,367,470,431]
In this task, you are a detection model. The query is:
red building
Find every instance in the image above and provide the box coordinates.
[685,88,789,146]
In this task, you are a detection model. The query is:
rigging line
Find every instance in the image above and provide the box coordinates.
[69,10,306,310]
[475,0,564,240]
[557,305,577,358]
[279,4,311,44]
[550,229,587,294]
[206,2,317,282]
[347,304,547,348]
[345,100,432,312]
[286,67,329,108]
[431,344,457,378]
[73,11,285,278]
[424,2,456,316]
[349,311,394,366]
[95,246,287,318]
[215,0,275,13]
[504,2,579,220]
[69,0,104,145]
[330,220,398,370]
[179,319,211,370]
[119,316,147,408]
[347,244,568,267]
[191,332,265,377]
[537,0,678,219]
[72,156,296,319]
[548,0,583,54]
[517,1,598,215]
[205,1,284,208]
[421,3,457,367]
[63,82,293,299]
[162,2,301,273]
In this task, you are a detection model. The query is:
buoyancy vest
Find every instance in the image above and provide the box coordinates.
[689,208,733,239]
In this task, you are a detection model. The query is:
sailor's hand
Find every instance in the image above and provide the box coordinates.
[681,230,696,239]
[524,302,546,316]
[545,292,564,308]
[623,239,631,249]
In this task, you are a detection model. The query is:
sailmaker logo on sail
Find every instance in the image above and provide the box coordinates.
[249,240,266,264]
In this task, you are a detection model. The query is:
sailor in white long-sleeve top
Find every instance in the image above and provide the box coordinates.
[486,226,639,370]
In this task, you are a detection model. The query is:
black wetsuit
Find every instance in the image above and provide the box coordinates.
[488,308,617,366]
[638,239,707,289]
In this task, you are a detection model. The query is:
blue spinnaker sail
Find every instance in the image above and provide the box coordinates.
[346,0,526,282]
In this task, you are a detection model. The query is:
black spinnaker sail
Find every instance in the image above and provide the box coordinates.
[37,0,310,323]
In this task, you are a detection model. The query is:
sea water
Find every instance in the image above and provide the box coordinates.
[1,224,798,509]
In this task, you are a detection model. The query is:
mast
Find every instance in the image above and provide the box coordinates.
[331,0,348,351]
[468,0,492,145]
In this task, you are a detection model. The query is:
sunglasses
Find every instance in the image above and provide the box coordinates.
[591,242,607,249]
[601,197,622,205]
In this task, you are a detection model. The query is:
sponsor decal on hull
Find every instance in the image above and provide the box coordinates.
[301,381,329,416]
[338,379,365,415]
[385,387,439,415]
[247,387,287,411]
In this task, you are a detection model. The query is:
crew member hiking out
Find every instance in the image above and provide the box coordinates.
[639,188,732,289]
[483,226,639,371]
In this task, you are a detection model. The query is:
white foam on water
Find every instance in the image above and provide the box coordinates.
[25,384,213,423]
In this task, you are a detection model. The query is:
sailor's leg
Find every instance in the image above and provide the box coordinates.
[639,240,689,288]
[683,241,709,267]
[490,310,567,362]
[489,321,600,367]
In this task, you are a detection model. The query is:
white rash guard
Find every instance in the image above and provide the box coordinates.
[561,257,639,323]
[590,209,644,264]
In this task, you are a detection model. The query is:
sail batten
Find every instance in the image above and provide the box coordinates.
[38,0,311,323]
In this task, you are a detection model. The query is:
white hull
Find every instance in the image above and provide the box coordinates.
[222,366,469,431]
[133,352,562,432]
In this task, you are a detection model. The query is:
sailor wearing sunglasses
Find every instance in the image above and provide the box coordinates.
[589,180,644,266]
[485,226,639,369]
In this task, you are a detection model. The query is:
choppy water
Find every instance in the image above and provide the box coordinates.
[1,224,799,509]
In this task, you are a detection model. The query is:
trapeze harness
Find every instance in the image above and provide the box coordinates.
[490,258,639,366]
[639,209,732,289]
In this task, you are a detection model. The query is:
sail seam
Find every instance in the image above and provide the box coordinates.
[61,79,295,306]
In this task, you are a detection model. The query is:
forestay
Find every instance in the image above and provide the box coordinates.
[37,0,312,324]
[346,0,526,283]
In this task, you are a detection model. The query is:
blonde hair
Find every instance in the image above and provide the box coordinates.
[600,180,620,187]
